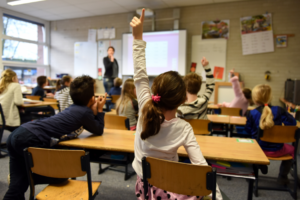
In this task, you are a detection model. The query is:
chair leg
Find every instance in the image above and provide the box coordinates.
[124,163,129,181]
[253,165,259,197]
[292,161,297,199]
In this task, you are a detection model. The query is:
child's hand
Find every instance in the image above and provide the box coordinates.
[97,93,107,113]
[201,57,209,67]
[130,8,145,40]
[90,96,98,115]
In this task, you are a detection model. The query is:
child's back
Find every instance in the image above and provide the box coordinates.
[54,75,73,111]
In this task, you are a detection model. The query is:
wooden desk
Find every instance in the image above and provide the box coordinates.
[59,129,269,165]
[106,110,117,115]
[208,104,256,111]
[20,101,58,108]
[207,114,230,124]
[43,86,56,90]
[95,93,105,97]
[230,116,247,126]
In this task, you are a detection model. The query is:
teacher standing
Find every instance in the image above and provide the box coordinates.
[103,46,119,93]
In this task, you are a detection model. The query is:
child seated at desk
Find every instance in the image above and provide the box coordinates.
[116,79,138,130]
[4,75,107,200]
[0,69,23,132]
[245,84,296,185]
[32,76,54,100]
[219,69,253,115]
[177,58,215,119]
[54,75,73,111]
[130,10,222,200]
[108,77,122,109]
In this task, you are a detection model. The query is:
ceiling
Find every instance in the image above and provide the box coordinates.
[0,0,250,21]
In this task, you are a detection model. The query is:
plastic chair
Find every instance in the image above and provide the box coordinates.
[220,107,242,117]
[142,156,217,200]
[184,119,212,135]
[111,95,120,104]
[254,125,299,199]
[24,147,101,200]
[104,114,130,130]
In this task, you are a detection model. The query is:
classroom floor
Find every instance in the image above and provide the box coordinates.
[1,130,300,200]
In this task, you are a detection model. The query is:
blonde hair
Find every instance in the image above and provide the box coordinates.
[116,79,136,114]
[252,84,274,130]
[0,69,17,94]
[114,77,123,87]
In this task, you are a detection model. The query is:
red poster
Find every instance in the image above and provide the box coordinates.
[190,62,197,72]
[213,66,224,80]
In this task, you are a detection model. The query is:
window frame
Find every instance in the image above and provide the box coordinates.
[0,7,50,75]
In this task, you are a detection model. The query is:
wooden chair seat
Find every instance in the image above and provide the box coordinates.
[36,180,101,200]
[267,155,293,161]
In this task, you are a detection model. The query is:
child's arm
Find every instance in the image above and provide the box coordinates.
[280,107,297,126]
[14,84,23,105]
[201,58,215,101]
[130,9,152,110]
[183,125,223,200]
[83,94,107,135]
[229,69,243,98]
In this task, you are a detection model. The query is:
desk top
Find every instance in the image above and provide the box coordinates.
[20,101,58,108]
[59,129,269,165]
[207,114,230,124]
[207,105,256,111]
[230,116,247,125]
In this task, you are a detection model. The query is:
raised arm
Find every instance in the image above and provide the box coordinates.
[229,69,243,98]
[201,57,215,101]
[130,9,152,110]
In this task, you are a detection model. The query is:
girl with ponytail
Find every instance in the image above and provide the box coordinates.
[245,84,296,185]
[0,69,23,131]
[54,75,73,111]
[130,9,222,200]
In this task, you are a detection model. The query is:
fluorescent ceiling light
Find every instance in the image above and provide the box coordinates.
[7,0,45,6]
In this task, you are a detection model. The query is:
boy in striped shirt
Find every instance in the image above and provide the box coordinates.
[178,57,215,119]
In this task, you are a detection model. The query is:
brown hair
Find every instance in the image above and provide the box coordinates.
[0,69,17,94]
[116,79,136,114]
[114,77,123,87]
[56,75,72,91]
[141,71,186,140]
[242,88,254,106]
[107,46,115,52]
[37,76,47,87]
[183,73,202,95]
[252,84,274,130]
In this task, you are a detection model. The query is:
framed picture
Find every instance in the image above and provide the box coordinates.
[276,35,287,48]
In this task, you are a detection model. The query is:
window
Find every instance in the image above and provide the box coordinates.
[3,14,45,42]
[4,66,46,85]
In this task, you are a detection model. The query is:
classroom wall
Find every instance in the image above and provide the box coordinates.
[50,0,300,105]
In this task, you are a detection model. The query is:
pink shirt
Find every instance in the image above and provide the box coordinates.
[222,76,248,115]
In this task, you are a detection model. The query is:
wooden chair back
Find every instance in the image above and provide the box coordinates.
[258,125,299,144]
[220,107,242,117]
[111,95,120,104]
[142,157,216,199]
[184,119,212,135]
[26,95,40,100]
[43,98,59,111]
[105,114,130,130]
[25,148,87,178]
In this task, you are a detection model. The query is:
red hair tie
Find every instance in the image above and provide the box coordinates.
[152,94,161,103]
[264,104,268,106]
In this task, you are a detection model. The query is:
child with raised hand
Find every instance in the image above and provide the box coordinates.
[54,75,73,111]
[178,58,215,119]
[4,75,106,200]
[219,69,253,115]
[245,84,296,185]
[130,9,222,200]
[116,78,138,130]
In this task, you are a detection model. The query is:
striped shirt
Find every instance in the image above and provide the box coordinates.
[177,65,215,119]
[54,86,73,111]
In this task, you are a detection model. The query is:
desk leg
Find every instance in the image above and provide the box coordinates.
[225,124,229,137]
[229,125,233,137]
[247,179,254,200]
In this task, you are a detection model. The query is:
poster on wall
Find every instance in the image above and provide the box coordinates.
[276,35,287,48]
[213,66,224,80]
[202,20,230,39]
[240,13,274,55]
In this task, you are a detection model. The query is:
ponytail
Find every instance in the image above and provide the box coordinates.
[0,69,16,94]
[56,79,62,91]
[259,105,274,130]
[140,99,165,140]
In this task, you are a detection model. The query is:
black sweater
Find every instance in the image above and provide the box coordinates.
[103,56,119,78]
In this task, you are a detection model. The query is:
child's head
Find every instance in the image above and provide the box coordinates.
[70,75,95,106]
[242,88,254,105]
[0,69,17,93]
[141,71,186,140]
[252,84,274,130]
[56,75,72,91]
[116,79,135,114]
[183,73,202,95]
[114,77,122,88]
[37,76,47,88]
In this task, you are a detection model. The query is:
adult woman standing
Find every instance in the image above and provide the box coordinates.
[103,46,119,93]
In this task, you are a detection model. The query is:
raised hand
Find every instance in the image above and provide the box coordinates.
[230,68,235,76]
[201,57,209,67]
[130,8,145,40]
[110,55,114,62]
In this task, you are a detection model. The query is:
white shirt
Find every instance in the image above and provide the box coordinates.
[54,87,73,111]
[0,83,23,126]
[132,40,222,199]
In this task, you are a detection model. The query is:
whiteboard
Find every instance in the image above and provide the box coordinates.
[74,42,97,78]
[98,40,122,78]
[191,36,227,81]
